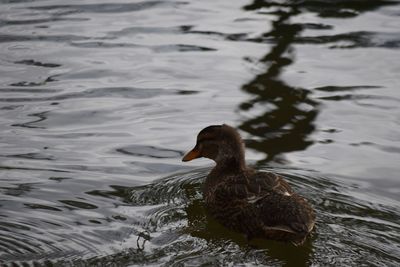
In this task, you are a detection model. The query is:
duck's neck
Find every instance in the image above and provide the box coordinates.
[203,158,245,199]
[215,156,246,173]
[205,156,246,192]
[214,142,246,172]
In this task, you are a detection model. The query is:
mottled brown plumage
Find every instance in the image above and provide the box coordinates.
[182,124,315,245]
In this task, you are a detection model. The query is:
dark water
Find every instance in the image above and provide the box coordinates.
[1,0,400,266]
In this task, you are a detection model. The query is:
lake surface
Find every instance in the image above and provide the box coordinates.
[1,0,400,266]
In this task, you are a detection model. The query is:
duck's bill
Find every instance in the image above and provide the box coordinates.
[182,148,200,162]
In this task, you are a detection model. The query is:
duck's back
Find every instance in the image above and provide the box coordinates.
[204,169,315,244]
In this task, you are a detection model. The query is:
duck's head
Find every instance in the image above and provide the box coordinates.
[182,124,245,167]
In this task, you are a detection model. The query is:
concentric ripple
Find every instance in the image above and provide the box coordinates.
[1,162,400,266]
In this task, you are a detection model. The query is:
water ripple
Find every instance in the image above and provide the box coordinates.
[14,59,61,68]
[296,31,400,49]
[116,144,183,159]
[0,87,198,102]
[28,1,180,14]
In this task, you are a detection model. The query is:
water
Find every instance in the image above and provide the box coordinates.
[1,0,400,266]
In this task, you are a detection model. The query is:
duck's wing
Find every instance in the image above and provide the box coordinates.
[247,172,315,235]
[257,192,315,233]
[211,172,314,238]
[246,170,294,196]
[210,171,293,202]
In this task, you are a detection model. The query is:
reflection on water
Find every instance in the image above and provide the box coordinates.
[239,2,318,163]
[1,0,400,266]
[239,0,400,164]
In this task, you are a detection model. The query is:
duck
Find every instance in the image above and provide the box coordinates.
[182,124,315,245]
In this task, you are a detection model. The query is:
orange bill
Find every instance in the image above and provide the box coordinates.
[182,148,201,162]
